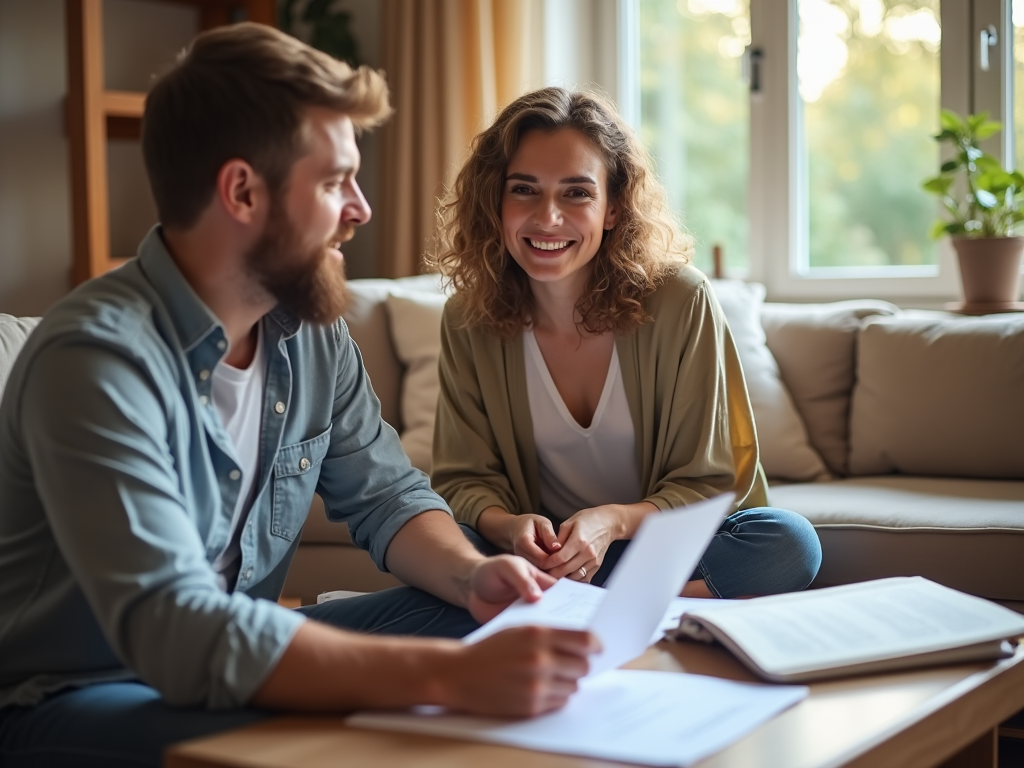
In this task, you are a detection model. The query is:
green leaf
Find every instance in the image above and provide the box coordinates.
[940,109,966,133]
[939,159,961,173]
[922,176,954,195]
[929,220,951,239]
[974,120,1003,140]
[966,112,992,131]
[973,154,1002,173]
[933,129,957,143]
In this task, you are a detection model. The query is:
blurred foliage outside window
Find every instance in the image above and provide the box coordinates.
[801,0,939,269]
[639,0,941,273]
[639,0,750,275]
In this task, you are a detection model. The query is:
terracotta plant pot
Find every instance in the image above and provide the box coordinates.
[951,236,1024,308]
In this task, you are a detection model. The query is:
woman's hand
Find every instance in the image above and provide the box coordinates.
[540,505,621,581]
[541,502,658,582]
[477,507,562,568]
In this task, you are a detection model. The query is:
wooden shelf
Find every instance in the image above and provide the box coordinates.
[64,0,276,285]
[102,90,145,118]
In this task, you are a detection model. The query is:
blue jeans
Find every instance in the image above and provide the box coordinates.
[462,507,822,599]
[0,587,479,768]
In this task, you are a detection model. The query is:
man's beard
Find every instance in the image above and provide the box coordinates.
[244,201,350,325]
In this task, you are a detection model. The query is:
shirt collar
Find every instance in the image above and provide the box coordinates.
[136,225,303,351]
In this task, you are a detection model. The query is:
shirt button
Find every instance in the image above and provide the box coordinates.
[299,457,311,471]
[229,469,241,481]
[274,402,285,414]
[198,395,209,406]
[217,340,227,351]
[244,568,253,580]
[198,369,210,381]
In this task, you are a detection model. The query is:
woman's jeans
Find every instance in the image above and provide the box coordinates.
[0,589,479,768]
[462,506,822,599]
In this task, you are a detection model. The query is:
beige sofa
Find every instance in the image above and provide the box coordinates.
[282,276,1024,607]
[2,277,1022,608]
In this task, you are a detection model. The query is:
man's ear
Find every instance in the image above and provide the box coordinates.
[216,159,268,225]
[603,197,621,230]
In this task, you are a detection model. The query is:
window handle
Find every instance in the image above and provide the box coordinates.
[980,25,998,72]
[743,46,764,93]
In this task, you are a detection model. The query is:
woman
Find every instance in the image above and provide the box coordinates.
[427,87,820,598]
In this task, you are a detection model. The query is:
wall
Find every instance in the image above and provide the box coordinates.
[0,0,383,317]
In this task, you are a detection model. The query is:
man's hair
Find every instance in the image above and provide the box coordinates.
[142,23,391,229]
[428,87,691,340]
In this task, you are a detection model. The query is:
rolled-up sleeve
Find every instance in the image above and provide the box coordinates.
[21,340,305,709]
[314,321,451,570]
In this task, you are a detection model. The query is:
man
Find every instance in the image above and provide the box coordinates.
[0,23,597,767]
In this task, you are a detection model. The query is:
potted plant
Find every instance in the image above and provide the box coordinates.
[922,109,1024,311]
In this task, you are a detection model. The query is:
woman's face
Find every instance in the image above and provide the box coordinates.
[501,128,619,291]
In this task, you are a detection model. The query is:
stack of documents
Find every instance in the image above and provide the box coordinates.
[349,494,809,766]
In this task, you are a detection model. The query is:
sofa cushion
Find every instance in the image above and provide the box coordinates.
[0,314,41,395]
[849,311,1024,479]
[769,476,1024,601]
[710,281,829,481]
[343,274,444,433]
[760,300,898,475]
[385,289,448,472]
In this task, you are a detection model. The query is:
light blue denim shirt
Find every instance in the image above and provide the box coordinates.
[0,227,449,710]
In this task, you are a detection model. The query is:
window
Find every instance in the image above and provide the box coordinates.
[639,0,751,274]
[632,0,1014,302]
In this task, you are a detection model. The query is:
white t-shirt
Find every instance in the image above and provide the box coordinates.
[523,329,641,521]
[210,325,265,589]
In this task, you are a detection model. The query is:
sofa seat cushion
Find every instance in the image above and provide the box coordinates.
[769,477,1024,601]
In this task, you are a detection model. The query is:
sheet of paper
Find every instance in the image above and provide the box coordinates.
[349,670,807,767]
[464,493,733,676]
[588,493,733,674]
[463,578,602,643]
[464,584,722,648]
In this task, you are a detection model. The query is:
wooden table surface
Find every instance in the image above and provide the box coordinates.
[165,639,1024,768]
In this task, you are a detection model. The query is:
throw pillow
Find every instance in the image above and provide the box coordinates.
[708,281,830,481]
[384,289,448,472]
[760,300,898,475]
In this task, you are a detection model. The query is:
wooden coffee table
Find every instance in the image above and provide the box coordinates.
[165,639,1024,768]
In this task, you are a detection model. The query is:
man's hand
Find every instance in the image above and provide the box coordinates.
[437,626,601,717]
[466,554,556,624]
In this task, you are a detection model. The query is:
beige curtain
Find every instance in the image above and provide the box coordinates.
[378,0,543,277]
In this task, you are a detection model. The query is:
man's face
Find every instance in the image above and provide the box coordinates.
[245,108,371,325]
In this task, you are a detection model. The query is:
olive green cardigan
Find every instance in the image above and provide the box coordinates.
[431,265,769,529]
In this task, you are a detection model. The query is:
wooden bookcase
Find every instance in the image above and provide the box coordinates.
[64,0,276,285]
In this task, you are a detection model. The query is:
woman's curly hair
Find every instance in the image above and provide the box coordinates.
[427,86,692,340]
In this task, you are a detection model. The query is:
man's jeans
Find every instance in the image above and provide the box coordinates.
[462,507,823,598]
[0,588,480,768]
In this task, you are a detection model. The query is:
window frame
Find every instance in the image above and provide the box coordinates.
[618,0,1016,303]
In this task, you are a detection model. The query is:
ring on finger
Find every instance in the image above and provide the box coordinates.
[577,566,587,579]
